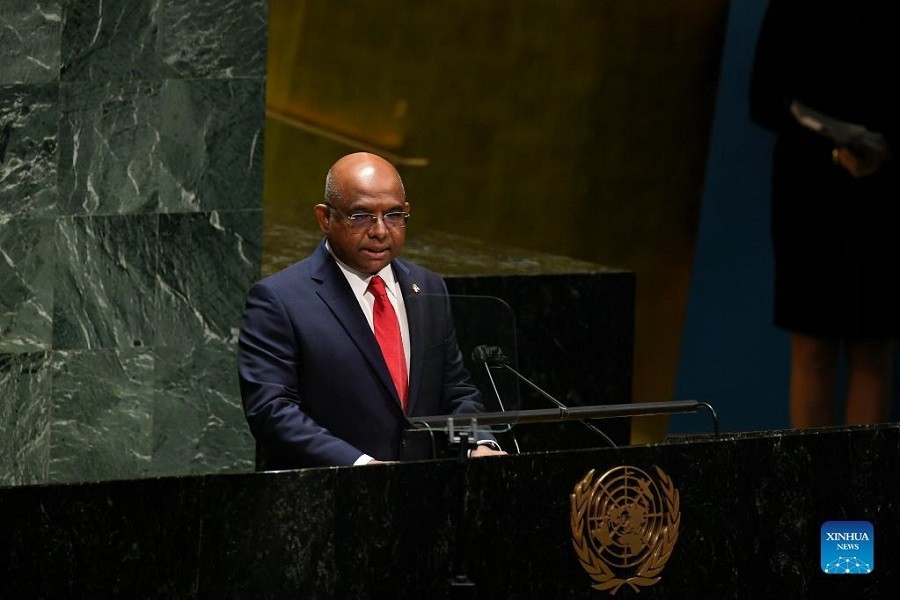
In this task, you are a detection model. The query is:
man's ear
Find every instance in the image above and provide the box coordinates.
[314,204,331,234]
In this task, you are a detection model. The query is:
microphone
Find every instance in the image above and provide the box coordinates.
[470,345,617,449]
[471,345,510,367]
[469,346,521,454]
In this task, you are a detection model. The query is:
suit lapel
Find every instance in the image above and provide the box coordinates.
[395,261,425,414]
[310,243,401,408]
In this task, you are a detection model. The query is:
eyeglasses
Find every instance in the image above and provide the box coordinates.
[327,204,410,232]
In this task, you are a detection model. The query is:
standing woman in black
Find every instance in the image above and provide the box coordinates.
[749,0,898,427]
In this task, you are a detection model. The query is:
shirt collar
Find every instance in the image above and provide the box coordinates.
[325,240,399,299]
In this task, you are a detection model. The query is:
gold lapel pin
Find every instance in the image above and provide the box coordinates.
[412,284,420,293]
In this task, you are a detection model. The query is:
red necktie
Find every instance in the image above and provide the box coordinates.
[368,275,408,411]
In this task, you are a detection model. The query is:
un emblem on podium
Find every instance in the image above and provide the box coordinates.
[570,466,680,594]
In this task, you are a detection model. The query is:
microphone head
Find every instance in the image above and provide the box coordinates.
[471,345,509,367]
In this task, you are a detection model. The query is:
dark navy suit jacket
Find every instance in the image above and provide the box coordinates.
[238,241,487,469]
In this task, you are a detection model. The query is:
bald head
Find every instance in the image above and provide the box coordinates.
[315,152,411,274]
[325,152,405,208]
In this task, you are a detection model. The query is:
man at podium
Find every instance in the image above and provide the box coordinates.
[237,152,504,468]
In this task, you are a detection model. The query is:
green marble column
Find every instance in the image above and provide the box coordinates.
[1,0,267,485]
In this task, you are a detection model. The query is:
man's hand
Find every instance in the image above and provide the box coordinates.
[470,444,507,458]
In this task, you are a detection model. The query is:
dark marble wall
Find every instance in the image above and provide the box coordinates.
[0,1,267,485]
[2,424,897,598]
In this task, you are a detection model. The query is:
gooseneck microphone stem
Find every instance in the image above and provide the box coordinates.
[482,363,521,454]
[498,363,618,449]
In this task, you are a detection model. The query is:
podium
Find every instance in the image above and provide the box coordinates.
[2,423,898,598]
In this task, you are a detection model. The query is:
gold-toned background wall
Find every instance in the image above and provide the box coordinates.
[263,0,730,443]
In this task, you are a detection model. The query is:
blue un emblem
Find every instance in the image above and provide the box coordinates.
[820,521,874,574]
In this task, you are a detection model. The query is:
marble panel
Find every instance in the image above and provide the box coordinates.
[52,215,158,350]
[0,351,51,486]
[0,218,55,352]
[149,339,255,477]
[331,461,457,598]
[0,1,61,84]
[155,210,261,346]
[58,80,161,215]
[59,0,268,83]
[1,476,203,599]
[158,79,265,213]
[0,84,59,217]
[158,0,268,79]
[463,451,586,598]
[0,0,271,491]
[60,0,164,82]
[48,348,155,483]
[195,470,337,597]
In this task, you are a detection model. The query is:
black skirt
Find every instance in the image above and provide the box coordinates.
[770,127,900,338]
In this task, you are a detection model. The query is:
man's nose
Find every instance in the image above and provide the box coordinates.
[367,215,389,236]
